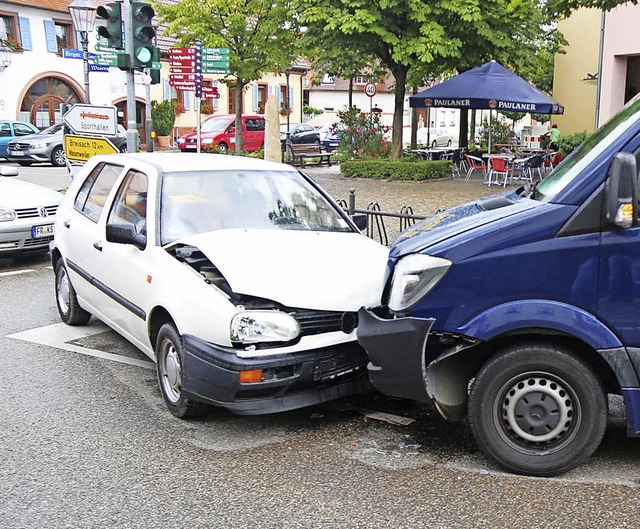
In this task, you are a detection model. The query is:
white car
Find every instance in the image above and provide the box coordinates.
[416,127,454,148]
[0,165,62,256]
[51,153,388,418]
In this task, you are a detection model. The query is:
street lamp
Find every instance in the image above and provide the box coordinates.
[285,67,291,159]
[0,44,11,72]
[68,0,97,103]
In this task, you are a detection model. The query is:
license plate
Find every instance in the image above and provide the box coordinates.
[185,144,196,150]
[32,224,54,238]
[10,151,23,156]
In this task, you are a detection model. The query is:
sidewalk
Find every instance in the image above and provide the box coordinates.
[302,164,500,217]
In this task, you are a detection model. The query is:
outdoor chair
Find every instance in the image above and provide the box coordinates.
[487,156,513,187]
[544,151,562,173]
[528,154,545,180]
[464,154,487,182]
[510,156,533,183]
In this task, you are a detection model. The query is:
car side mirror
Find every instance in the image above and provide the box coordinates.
[605,152,638,229]
[228,127,235,134]
[106,223,147,250]
[351,213,368,231]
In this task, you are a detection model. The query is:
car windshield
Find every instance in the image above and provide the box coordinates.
[40,123,63,135]
[159,169,353,245]
[534,96,640,202]
[201,118,232,133]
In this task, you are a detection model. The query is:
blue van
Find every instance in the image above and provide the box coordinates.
[357,97,640,476]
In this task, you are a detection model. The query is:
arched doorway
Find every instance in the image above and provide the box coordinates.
[115,99,147,148]
[19,77,83,128]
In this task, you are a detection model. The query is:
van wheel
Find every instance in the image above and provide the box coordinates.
[156,323,206,419]
[55,258,91,325]
[468,343,607,476]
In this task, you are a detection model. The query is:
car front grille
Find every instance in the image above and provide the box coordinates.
[9,142,31,151]
[293,309,357,336]
[16,205,58,219]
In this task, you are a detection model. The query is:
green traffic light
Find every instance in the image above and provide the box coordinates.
[136,47,152,64]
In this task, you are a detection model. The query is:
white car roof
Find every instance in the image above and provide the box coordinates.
[90,152,297,174]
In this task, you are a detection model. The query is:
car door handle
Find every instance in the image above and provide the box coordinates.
[63,220,70,228]
[93,241,103,252]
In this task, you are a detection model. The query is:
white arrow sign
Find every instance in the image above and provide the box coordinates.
[63,104,117,136]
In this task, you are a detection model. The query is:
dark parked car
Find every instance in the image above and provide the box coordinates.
[317,125,341,152]
[0,120,40,158]
[7,124,128,166]
[280,123,321,150]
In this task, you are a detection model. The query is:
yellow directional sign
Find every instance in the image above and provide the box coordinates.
[64,134,118,162]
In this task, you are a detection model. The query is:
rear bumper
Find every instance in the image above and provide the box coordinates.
[182,334,371,415]
[356,307,435,402]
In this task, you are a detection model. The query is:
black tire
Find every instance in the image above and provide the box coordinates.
[51,146,66,167]
[468,342,607,476]
[55,258,91,326]
[119,145,127,153]
[432,140,437,148]
[217,142,229,154]
[447,140,452,147]
[155,323,206,419]
[17,161,33,166]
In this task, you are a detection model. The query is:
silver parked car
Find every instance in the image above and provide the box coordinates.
[7,124,128,167]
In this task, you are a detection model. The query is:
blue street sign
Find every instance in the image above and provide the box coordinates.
[63,49,84,59]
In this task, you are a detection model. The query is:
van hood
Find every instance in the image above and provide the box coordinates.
[391,189,539,258]
[177,229,389,311]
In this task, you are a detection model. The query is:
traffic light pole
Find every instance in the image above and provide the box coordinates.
[123,0,139,153]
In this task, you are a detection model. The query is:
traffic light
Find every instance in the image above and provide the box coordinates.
[96,2,123,50]
[131,2,156,69]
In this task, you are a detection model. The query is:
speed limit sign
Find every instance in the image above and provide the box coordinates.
[364,82,377,97]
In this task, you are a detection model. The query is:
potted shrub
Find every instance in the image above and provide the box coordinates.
[151,100,176,147]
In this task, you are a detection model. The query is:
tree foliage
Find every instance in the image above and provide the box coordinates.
[153,0,299,152]
[294,0,564,158]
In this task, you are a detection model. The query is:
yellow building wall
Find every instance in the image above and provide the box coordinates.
[552,9,601,135]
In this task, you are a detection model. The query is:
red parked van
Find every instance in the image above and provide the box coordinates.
[177,114,265,153]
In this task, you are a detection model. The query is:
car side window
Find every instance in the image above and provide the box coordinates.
[246,118,265,132]
[0,123,10,137]
[74,163,124,222]
[14,123,36,136]
[108,170,148,236]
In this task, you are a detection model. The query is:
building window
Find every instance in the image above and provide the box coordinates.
[354,76,368,85]
[0,12,20,49]
[54,21,74,54]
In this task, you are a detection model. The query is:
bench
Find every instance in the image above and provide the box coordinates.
[288,143,335,167]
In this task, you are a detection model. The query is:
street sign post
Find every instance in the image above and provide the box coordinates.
[364,82,377,97]
[63,104,117,136]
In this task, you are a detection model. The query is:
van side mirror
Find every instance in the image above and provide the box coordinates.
[351,213,368,231]
[106,223,147,250]
[606,152,638,229]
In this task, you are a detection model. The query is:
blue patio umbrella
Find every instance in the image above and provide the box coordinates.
[410,61,563,150]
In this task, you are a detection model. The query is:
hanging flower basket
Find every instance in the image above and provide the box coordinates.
[201,100,214,115]
[173,100,186,115]
[279,107,292,116]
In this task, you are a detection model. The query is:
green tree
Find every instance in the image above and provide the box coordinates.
[295,0,563,157]
[154,0,299,153]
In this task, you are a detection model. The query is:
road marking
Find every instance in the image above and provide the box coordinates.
[0,269,35,277]
[7,321,155,369]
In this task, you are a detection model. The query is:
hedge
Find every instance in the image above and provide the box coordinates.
[340,159,452,180]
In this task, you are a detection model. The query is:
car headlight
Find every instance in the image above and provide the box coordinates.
[32,141,50,149]
[0,207,16,222]
[230,310,301,344]
[388,254,451,312]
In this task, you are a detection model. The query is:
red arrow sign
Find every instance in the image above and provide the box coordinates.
[170,66,195,74]
[201,86,220,97]
[169,47,195,58]
[169,80,196,90]
[170,73,197,81]
[169,59,195,67]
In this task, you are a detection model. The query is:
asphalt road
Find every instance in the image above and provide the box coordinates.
[1,161,640,528]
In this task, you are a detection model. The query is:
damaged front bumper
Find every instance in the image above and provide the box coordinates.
[357,307,480,421]
[182,334,371,415]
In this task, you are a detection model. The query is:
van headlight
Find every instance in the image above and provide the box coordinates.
[388,254,451,312]
[230,310,301,344]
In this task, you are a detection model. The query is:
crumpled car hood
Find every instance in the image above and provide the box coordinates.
[178,229,389,311]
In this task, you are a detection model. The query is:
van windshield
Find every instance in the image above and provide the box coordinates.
[534,96,640,202]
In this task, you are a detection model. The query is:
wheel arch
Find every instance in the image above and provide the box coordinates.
[148,306,176,356]
[426,331,621,423]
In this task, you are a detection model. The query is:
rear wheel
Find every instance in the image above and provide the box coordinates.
[468,343,607,476]
[156,323,206,419]
[431,140,437,148]
[51,146,66,167]
[447,140,452,147]
[55,258,91,325]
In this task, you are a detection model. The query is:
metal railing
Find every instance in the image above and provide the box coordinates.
[338,188,427,246]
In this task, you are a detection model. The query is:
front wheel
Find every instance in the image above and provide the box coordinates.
[156,323,206,419]
[468,343,607,476]
[51,146,66,167]
[55,257,91,325]
[217,142,229,154]
[431,140,437,148]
